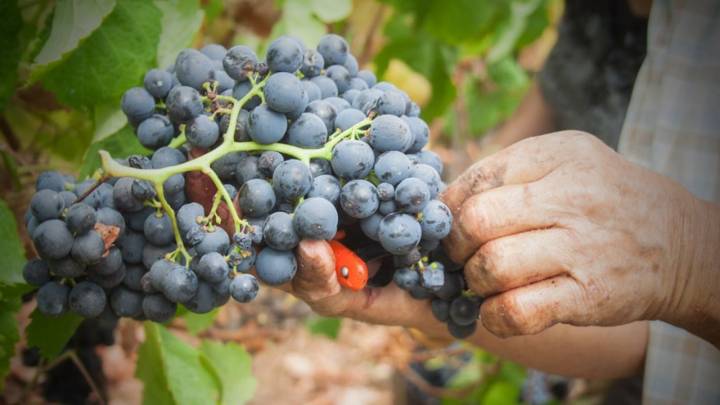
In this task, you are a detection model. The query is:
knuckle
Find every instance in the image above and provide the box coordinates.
[497,294,537,335]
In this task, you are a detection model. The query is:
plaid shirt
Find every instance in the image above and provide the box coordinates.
[618,0,720,403]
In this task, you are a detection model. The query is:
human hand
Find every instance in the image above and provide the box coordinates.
[441,131,719,342]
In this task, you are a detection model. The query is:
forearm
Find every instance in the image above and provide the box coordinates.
[665,196,720,347]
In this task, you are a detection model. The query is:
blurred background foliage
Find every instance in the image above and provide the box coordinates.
[0,0,568,403]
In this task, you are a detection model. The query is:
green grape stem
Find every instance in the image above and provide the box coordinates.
[99,74,375,259]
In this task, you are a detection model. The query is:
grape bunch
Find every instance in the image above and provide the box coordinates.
[22,34,482,338]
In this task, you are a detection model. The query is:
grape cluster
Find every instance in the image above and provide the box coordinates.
[23,34,482,338]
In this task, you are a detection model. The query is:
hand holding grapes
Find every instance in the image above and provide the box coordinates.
[441,131,720,346]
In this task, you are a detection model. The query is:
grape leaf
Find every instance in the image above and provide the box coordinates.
[272,0,326,48]
[26,310,84,359]
[182,308,218,335]
[79,124,148,179]
[310,0,352,23]
[422,0,502,45]
[487,0,545,63]
[199,340,256,405]
[306,316,342,339]
[0,0,23,110]
[92,102,127,142]
[40,0,162,107]
[0,199,25,285]
[155,0,205,69]
[0,283,30,390]
[31,0,117,72]
[136,323,219,405]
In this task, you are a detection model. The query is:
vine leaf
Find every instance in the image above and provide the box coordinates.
[310,0,352,23]
[155,0,205,69]
[199,340,256,405]
[31,0,117,74]
[0,199,25,286]
[136,323,220,405]
[39,0,162,107]
[306,316,342,339]
[0,284,30,390]
[26,310,84,360]
[0,0,23,110]
[182,308,219,335]
[93,102,128,143]
[270,0,326,49]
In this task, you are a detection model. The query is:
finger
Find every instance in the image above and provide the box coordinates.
[441,134,567,215]
[291,240,342,302]
[464,228,570,296]
[480,275,587,337]
[443,182,556,263]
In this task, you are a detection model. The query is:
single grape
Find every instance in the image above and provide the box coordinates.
[447,319,477,339]
[193,227,230,256]
[324,96,350,113]
[223,45,257,81]
[184,282,216,314]
[143,294,177,323]
[121,87,155,126]
[419,200,452,240]
[235,155,261,184]
[187,114,220,149]
[395,177,431,213]
[431,299,450,322]
[257,151,284,178]
[434,272,464,301]
[378,200,397,216]
[409,163,442,198]
[142,243,176,270]
[110,287,143,318]
[266,35,303,73]
[196,252,230,283]
[33,219,73,260]
[317,34,348,67]
[449,296,480,326]
[393,267,419,290]
[113,178,144,213]
[293,197,338,240]
[376,183,395,201]
[325,65,352,93]
[300,49,324,78]
[420,262,445,291]
[65,203,96,235]
[177,202,204,235]
[59,191,78,207]
[309,76,338,99]
[374,151,412,186]
[377,213,422,255]
[264,72,306,113]
[238,178,276,218]
[96,207,126,236]
[248,104,288,144]
[36,171,67,192]
[71,230,105,265]
[117,230,146,264]
[151,146,187,168]
[357,70,377,87]
[166,86,204,124]
[272,159,312,200]
[359,213,383,241]
[377,90,407,116]
[23,259,51,286]
[162,265,199,303]
[69,281,107,318]
[369,115,413,152]
[123,264,146,291]
[255,248,297,285]
[287,113,328,148]
[174,48,214,90]
[414,150,444,175]
[343,54,359,76]
[301,80,322,102]
[89,264,126,289]
[331,140,375,179]
[334,108,365,131]
[144,212,174,246]
[31,189,65,221]
[200,43,227,61]
[87,246,123,276]
[230,274,259,303]
[402,116,430,153]
[143,68,174,99]
[263,212,300,250]
[340,179,379,219]
[37,281,70,316]
[307,174,341,204]
[351,88,383,114]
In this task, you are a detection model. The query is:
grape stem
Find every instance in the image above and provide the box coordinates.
[99,74,375,259]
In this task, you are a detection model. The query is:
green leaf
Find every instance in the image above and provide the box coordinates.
[0,199,26,285]
[0,0,24,110]
[155,0,205,69]
[40,0,162,107]
[202,0,224,24]
[136,323,219,405]
[93,102,127,142]
[310,0,352,23]
[306,316,342,339]
[199,340,256,405]
[421,0,502,45]
[0,283,30,390]
[26,310,83,359]
[31,0,117,72]
[182,308,218,335]
[272,0,327,48]
[79,124,148,179]
[481,380,521,405]
[487,0,544,63]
